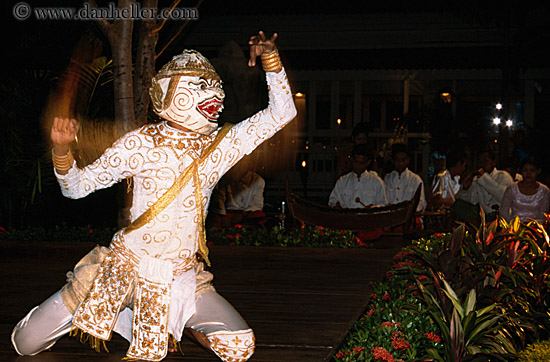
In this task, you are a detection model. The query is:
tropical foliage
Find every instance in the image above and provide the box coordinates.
[333,213,550,362]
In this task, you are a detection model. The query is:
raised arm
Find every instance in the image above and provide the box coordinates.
[204,31,297,178]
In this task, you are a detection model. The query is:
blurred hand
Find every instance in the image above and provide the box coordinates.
[51,117,78,148]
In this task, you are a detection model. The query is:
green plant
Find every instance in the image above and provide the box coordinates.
[417,274,516,362]
[206,225,364,248]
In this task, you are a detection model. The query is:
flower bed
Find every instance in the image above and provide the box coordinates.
[333,215,550,362]
[206,224,370,248]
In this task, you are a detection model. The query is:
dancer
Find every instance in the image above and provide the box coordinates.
[12,30,296,362]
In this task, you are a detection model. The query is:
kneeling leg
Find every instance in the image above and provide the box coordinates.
[11,290,73,356]
[185,289,255,362]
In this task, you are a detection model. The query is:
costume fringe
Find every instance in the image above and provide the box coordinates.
[170,334,184,356]
[69,327,110,353]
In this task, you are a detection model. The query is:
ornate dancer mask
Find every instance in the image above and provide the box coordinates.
[150,50,225,135]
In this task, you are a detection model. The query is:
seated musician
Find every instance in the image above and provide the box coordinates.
[209,169,266,228]
[384,143,427,212]
[431,150,466,208]
[329,144,387,241]
[329,144,388,209]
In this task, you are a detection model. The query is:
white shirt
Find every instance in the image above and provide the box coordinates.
[499,182,550,223]
[329,171,388,208]
[431,170,460,201]
[384,168,427,211]
[457,168,514,214]
[216,171,265,214]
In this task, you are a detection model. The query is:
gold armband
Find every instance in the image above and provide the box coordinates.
[52,149,74,172]
[261,50,282,73]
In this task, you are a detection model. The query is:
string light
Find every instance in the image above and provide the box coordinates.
[493,117,501,125]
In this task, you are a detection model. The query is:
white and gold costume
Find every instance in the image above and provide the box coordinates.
[12,49,296,362]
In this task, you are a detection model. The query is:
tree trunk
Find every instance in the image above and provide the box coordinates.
[93,0,136,137]
[134,0,159,125]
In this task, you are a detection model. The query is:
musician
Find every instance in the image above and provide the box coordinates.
[329,144,388,209]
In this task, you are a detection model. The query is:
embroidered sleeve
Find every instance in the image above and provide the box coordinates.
[55,131,145,199]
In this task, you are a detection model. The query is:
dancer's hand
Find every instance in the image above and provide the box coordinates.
[248,30,278,67]
[51,117,78,154]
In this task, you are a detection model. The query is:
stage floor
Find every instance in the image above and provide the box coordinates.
[0,235,408,361]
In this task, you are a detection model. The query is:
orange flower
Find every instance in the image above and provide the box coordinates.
[424,331,442,343]
[371,346,395,361]
[391,331,410,350]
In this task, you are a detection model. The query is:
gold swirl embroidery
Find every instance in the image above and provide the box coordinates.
[73,252,137,341]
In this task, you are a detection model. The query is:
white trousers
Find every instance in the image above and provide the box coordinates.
[12,288,254,361]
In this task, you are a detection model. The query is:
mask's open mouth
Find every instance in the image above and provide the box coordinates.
[198,96,224,121]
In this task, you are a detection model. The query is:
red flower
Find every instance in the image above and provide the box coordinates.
[392,260,415,269]
[88,229,94,234]
[370,293,378,300]
[207,241,214,246]
[319,232,326,236]
[0,226,5,232]
[424,331,442,343]
[366,308,376,316]
[392,250,413,261]
[235,233,243,238]
[227,234,235,239]
[234,224,243,229]
[380,321,400,328]
[316,226,324,230]
[371,346,395,362]
[391,331,410,350]
[382,292,391,301]
[417,274,428,281]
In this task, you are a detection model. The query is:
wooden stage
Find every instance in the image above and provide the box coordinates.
[0,235,408,361]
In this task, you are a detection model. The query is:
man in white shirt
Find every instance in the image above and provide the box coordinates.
[329,144,387,209]
[431,150,466,208]
[384,143,427,212]
[210,169,265,227]
[456,149,514,220]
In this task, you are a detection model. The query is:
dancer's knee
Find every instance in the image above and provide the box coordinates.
[11,291,73,356]
[11,307,47,356]
[206,329,255,362]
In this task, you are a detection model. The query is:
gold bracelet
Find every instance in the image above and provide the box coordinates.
[261,50,282,73]
[52,149,74,171]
